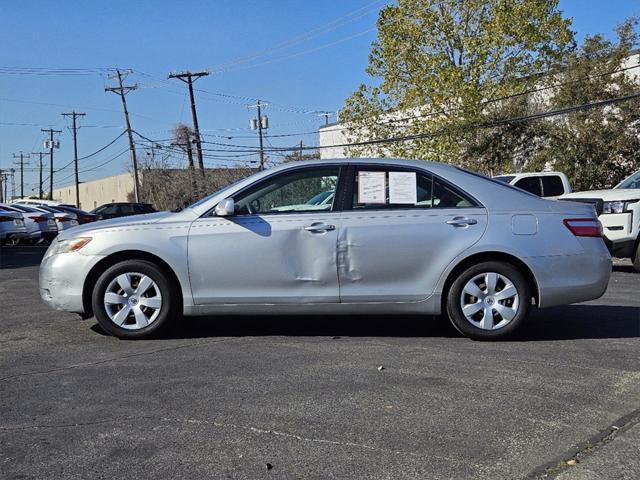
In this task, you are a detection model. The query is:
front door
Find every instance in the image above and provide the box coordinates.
[188,166,343,305]
[338,165,488,303]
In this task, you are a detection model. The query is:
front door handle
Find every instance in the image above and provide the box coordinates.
[446,216,478,227]
[304,222,336,233]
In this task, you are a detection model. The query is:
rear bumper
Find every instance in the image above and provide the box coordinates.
[529,242,612,308]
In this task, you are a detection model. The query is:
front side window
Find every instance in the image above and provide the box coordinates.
[352,167,475,209]
[233,167,340,215]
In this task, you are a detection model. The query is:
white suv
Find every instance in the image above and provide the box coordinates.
[561,170,640,271]
[493,172,572,198]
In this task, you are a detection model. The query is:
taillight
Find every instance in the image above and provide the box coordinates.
[0,215,15,222]
[55,216,67,222]
[82,215,97,222]
[29,216,48,222]
[563,218,602,237]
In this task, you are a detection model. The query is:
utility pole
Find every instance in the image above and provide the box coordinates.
[299,141,303,161]
[248,100,268,171]
[167,70,209,176]
[319,111,332,126]
[106,69,141,202]
[12,152,30,199]
[62,111,86,207]
[31,152,45,199]
[41,128,61,199]
[0,171,5,202]
[10,168,16,200]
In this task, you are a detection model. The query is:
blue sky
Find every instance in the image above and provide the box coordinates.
[1,0,638,195]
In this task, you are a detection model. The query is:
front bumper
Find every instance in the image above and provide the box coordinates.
[603,237,636,258]
[39,250,104,314]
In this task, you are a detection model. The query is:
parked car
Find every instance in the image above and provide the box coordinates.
[0,204,57,244]
[40,159,611,341]
[53,205,99,225]
[12,198,74,208]
[0,207,27,245]
[31,206,79,232]
[91,202,155,220]
[561,169,640,271]
[493,172,572,198]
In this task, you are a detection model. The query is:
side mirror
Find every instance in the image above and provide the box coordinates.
[214,197,235,217]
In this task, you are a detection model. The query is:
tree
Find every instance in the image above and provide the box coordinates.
[531,18,640,190]
[340,0,574,171]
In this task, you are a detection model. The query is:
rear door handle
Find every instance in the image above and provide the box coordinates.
[446,217,478,227]
[304,223,336,233]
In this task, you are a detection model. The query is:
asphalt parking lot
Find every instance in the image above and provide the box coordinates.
[1,246,639,480]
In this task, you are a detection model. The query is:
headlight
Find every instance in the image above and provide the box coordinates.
[46,237,92,257]
[602,201,636,214]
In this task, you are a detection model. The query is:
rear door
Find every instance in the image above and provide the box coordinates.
[337,164,487,303]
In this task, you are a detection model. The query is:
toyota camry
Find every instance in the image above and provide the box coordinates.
[39,158,611,340]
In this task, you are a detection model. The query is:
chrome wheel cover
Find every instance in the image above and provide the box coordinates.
[460,272,520,331]
[104,272,162,330]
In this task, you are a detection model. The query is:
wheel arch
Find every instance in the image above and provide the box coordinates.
[82,250,184,316]
[440,251,540,312]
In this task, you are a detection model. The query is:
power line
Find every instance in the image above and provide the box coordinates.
[209,0,386,72]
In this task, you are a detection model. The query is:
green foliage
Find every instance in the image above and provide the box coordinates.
[341,0,575,168]
[534,18,640,190]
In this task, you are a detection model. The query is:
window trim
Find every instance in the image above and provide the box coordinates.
[205,164,347,218]
[343,164,483,211]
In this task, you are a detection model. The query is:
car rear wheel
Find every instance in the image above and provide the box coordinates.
[92,260,178,339]
[446,261,530,340]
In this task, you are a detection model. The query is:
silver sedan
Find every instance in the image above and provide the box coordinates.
[39,159,611,340]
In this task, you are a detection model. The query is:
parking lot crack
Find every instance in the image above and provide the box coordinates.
[526,405,640,479]
[0,337,235,382]
[163,417,442,460]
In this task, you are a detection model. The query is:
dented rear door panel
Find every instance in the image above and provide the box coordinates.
[337,208,487,302]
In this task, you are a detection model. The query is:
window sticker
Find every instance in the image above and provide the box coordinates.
[389,171,417,204]
[358,171,386,204]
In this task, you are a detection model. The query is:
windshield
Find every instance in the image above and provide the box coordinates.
[616,171,640,189]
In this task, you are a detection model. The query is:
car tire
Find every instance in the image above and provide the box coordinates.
[92,259,179,339]
[632,243,640,273]
[446,261,531,341]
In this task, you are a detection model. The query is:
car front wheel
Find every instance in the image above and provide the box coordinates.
[446,261,531,340]
[92,260,178,339]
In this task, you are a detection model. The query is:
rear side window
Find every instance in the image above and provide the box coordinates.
[119,204,134,215]
[351,167,476,210]
[541,176,565,197]
[514,177,542,196]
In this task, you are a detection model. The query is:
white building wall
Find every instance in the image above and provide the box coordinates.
[52,172,135,210]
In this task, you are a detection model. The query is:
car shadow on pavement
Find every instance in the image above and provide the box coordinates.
[90,304,639,341]
[0,246,48,269]
[522,304,640,341]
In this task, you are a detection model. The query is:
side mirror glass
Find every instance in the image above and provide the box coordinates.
[214,198,235,216]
